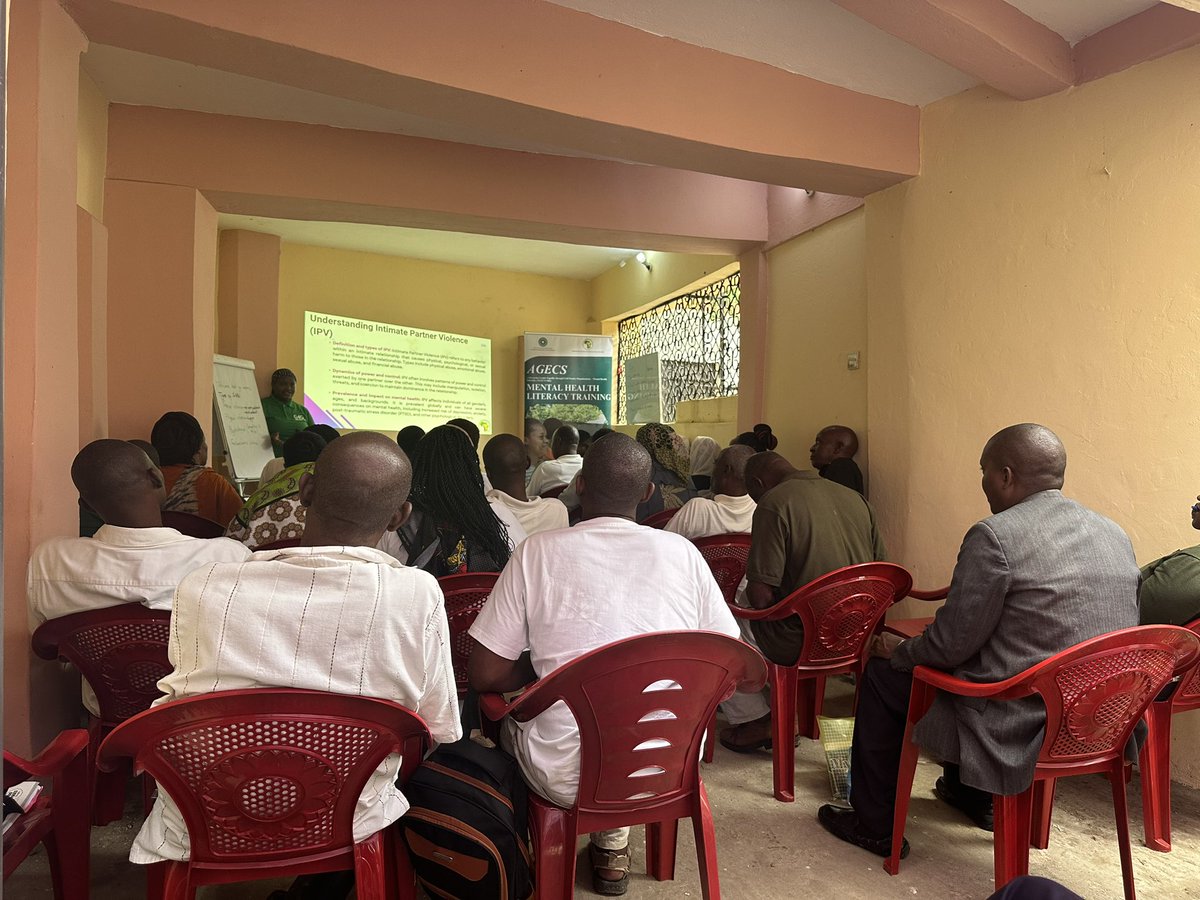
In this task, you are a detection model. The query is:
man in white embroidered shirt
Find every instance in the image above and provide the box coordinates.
[526,424,584,497]
[131,432,461,867]
[28,440,251,714]
[664,445,756,540]
[468,433,739,896]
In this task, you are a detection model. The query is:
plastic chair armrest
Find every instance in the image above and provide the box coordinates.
[4,730,89,778]
[908,586,950,602]
[478,692,513,723]
[911,665,1034,700]
[725,599,788,621]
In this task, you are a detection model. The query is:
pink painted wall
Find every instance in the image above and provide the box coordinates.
[105,179,218,441]
[217,230,282,398]
[78,207,109,443]
[4,0,90,755]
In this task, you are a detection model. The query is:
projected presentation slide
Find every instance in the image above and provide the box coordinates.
[303,310,492,433]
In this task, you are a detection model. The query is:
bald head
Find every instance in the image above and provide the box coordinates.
[810,425,859,469]
[744,451,800,502]
[713,445,755,497]
[299,432,412,546]
[551,425,579,458]
[72,439,165,527]
[483,433,530,499]
[577,432,653,518]
[980,423,1066,514]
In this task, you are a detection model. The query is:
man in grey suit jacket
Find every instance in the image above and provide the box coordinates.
[819,424,1139,858]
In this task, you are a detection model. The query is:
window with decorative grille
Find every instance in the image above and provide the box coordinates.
[616,271,740,424]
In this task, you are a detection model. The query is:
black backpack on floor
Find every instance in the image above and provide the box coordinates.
[401,737,534,900]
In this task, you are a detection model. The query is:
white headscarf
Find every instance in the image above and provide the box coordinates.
[689,436,720,478]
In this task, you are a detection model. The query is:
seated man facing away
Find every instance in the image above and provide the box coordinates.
[28,440,251,713]
[131,432,461,866]
[818,424,1139,857]
[226,429,326,548]
[1138,492,1200,625]
[809,424,865,495]
[665,445,757,539]
[720,449,886,752]
[527,425,583,497]
[483,433,569,538]
[468,433,739,897]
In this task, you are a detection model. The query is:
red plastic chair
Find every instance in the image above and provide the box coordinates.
[98,688,432,900]
[885,625,1200,900]
[437,572,499,697]
[480,631,766,900]
[254,537,302,551]
[161,510,226,538]
[729,563,913,801]
[1139,617,1200,852]
[882,584,949,639]
[31,605,171,824]
[639,508,680,529]
[691,534,752,604]
[4,729,91,899]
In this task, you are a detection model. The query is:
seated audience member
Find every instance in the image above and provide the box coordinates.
[635,423,698,520]
[688,435,721,494]
[665,445,756,540]
[483,434,569,537]
[261,367,314,457]
[818,424,1138,857]
[524,417,548,486]
[28,440,250,711]
[307,423,341,445]
[542,417,564,442]
[226,430,326,548]
[258,424,337,485]
[720,449,885,752]
[1138,493,1200,625]
[577,429,593,456]
[527,425,583,497]
[150,411,244,526]
[79,439,163,538]
[557,428,614,511]
[131,432,462,868]
[731,423,778,453]
[468,433,740,896]
[810,424,865,494]
[396,424,426,458]
[447,417,480,449]
[399,425,523,575]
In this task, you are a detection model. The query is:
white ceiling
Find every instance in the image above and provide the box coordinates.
[1005,0,1158,44]
[218,215,645,281]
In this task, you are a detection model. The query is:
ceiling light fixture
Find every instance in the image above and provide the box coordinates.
[636,251,652,272]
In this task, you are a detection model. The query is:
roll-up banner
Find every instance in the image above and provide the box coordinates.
[523,332,613,429]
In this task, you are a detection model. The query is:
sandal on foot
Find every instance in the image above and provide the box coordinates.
[588,843,630,896]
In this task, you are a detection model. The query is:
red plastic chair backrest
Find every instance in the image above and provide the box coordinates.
[255,538,302,552]
[97,688,431,866]
[1169,618,1200,711]
[161,510,226,538]
[692,534,752,604]
[507,632,766,817]
[766,563,913,668]
[975,626,1200,768]
[639,508,679,529]
[438,573,500,694]
[31,605,172,725]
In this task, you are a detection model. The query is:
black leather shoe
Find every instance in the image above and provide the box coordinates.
[817,804,910,859]
[934,776,994,832]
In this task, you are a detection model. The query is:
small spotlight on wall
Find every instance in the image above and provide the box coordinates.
[618,259,627,268]
[635,251,652,272]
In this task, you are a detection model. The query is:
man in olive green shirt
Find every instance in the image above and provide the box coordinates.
[721,450,886,752]
[1138,495,1200,625]
[261,368,314,457]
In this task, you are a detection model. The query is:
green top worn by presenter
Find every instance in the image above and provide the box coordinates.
[261,368,314,457]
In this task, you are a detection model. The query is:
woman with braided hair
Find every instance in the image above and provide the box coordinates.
[398,425,523,576]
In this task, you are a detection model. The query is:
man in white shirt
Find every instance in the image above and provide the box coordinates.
[483,433,569,538]
[468,433,739,896]
[665,445,757,540]
[131,432,461,867]
[28,440,251,714]
[526,425,584,497]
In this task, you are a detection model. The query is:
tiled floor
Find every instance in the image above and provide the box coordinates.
[11,685,1200,898]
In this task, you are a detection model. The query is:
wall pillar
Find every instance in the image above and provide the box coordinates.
[104,180,218,439]
[217,229,282,397]
[78,208,109,443]
[4,0,88,754]
[736,248,770,431]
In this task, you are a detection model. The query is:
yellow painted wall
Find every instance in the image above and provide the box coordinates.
[762,208,868,469]
[277,243,594,437]
[865,47,1200,782]
[591,252,735,323]
[76,69,107,220]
